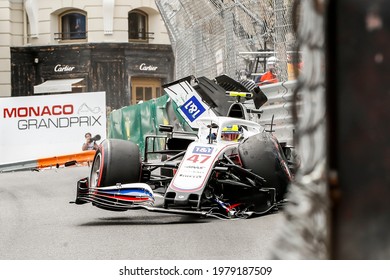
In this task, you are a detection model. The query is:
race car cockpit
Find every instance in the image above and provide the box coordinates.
[221,124,243,141]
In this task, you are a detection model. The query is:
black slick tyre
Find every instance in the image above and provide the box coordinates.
[90,139,141,188]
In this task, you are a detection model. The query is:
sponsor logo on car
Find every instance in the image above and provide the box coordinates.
[192,146,213,155]
[180,96,206,122]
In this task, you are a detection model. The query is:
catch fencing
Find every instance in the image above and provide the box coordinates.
[155,0,297,81]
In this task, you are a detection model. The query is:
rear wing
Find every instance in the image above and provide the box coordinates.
[163,75,267,129]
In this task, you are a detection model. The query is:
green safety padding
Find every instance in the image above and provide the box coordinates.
[108,94,194,156]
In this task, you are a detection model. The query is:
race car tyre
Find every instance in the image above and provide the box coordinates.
[238,132,292,201]
[90,139,141,188]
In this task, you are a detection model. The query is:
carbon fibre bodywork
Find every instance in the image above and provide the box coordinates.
[74,116,292,219]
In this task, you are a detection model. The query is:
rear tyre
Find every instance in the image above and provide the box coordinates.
[90,139,141,188]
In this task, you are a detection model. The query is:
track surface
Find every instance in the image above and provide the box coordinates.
[0,166,283,260]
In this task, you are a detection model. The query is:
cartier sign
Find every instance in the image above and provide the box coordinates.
[54,64,75,72]
[139,63,158,71]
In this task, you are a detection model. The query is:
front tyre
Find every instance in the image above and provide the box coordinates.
[90,139,141,188]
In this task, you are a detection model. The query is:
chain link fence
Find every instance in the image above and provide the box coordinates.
[156,0,329,259]
[156,0,297,81]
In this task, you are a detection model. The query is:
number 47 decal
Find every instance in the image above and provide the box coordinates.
[186,154,211,164]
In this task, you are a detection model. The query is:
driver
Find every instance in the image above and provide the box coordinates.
[221,125,242,141]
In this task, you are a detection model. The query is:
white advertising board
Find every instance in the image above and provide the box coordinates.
[0,92,106,164]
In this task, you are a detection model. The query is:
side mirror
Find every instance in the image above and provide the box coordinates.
[207,122,219,129]
[159,124,174,133]
[253,86,268,109]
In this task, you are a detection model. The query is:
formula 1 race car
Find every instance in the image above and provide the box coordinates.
[73,115,293,219]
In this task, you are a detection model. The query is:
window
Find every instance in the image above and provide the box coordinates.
[131,77,162,105]
[58,11,87,41]
[128,10,150,41]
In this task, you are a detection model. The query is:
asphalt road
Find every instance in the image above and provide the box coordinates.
[0,166,283,260]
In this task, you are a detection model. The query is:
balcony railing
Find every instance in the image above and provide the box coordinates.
[54,30,155,41]
[54,32,87,41]
[128,31,155,40]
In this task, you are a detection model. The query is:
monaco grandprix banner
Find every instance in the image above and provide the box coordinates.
[0,92,106,164]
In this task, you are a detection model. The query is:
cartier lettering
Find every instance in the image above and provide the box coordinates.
[54,64,75,72]
[139,63,158,71]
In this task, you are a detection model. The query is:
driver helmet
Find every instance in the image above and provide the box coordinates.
[221,125,242,141]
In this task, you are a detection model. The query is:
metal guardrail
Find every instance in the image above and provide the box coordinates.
[0,150,95,173]
[258,80,298,145]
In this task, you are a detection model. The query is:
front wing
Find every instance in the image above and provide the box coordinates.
[72,175,284,219]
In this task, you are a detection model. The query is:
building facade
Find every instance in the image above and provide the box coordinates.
[1,0,174,110]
